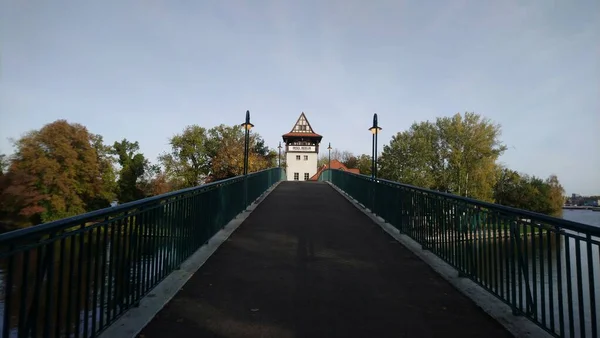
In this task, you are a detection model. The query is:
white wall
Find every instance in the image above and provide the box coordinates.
[286,151,318,181]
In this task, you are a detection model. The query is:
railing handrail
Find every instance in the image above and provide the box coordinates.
[319,168,600,236]
[0,168,278,244]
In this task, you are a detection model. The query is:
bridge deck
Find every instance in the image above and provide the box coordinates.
[138,182,512,338]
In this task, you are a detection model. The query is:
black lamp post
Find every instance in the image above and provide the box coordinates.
[327,142,332,178]
[278,142,282,168]
[369,113,382,180]
[241,110,254,208]
[241,110,254,176]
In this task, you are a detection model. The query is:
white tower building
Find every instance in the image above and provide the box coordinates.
[282,113,322,181]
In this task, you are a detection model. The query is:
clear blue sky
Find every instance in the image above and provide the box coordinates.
[1,1,598,195]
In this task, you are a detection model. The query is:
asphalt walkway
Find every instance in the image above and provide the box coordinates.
[138,181,512,338]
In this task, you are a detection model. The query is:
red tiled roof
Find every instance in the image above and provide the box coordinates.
[309,160,360,180]
[282,132,322,138]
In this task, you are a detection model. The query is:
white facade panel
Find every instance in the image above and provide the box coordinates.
[286,151,318,181]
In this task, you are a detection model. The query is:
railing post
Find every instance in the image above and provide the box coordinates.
[509,220,519,316]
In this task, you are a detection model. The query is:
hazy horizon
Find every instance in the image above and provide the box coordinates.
[1,1,598,195]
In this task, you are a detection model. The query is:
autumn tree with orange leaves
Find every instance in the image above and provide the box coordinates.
[0,120,116,226]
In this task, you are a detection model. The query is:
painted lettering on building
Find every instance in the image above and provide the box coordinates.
[290,146,316,152]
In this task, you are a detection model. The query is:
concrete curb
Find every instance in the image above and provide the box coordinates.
[326,182,551,338]
[99,181,283,338]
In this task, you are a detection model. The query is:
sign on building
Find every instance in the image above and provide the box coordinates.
[289,146,316,152]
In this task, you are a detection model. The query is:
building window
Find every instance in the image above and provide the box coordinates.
[294,173,299,181]
[296,155,301,160]
[304,155,309,161]
[304,173,309,180]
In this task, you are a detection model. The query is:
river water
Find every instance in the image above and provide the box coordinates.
[563,209,600,227]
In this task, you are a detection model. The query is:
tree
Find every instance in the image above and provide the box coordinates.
[355,154,372,176]
[493,167,565,217]
[343,156,358,169]
[0,154,8,176]
[379,112,506,201]
[159,125,210,188]
[205,125,274,181]
[317,149,355,168]
[138,164,174,197]
[545,175,565,216]
[160,124,276,188]
[379,121,442,189]
[493,166,522,206]
[1,120,114,224]
[112,139,147,203]
[88,134,117,210]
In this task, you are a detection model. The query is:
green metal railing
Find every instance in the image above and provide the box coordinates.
[0,167,284,338]
[320,169,599,338]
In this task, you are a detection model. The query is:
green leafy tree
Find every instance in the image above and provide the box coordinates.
[159,125,210,188]
[379,121,442,189]
[493,167,565,216]
[161,124,276,187]
[355,154,372,176]
[379,112,506,201]
[112,139,147,203]
[88,134,117,210]
[343,156,358,169]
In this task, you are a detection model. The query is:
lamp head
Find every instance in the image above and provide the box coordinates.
[369,113,382,134]
[241,110,254,130]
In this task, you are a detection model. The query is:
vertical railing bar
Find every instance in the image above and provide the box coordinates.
[160,200,170,280]
[29,239,45,338]
[74,222,86,338]
[145,205,156,294]
[509,220,518,314]
[565,235,574,337]
[575,239,585,338]
[517,221,524,312]
[65,230,76,337]
[539,223,546,326]
[18,249,30,337]
[43,233,56,338]
[2,244,15,338]
[99,216,110,330]
[523,222,530,314]
[556,227,564,337]
[134,207,146,305]
[121,211,131,310]
[152,203,162,287]
[83,226,94,338]
[531,224,538,322]
[106,218,116,324]
[586,233,597,338]
[493,212,499,297]
[91,224,103,336]
[547,228,555,332]
[485,209,490,290]
[112,215,124,320]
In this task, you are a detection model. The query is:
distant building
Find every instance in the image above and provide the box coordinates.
[282,113,322,181]
[309,159,360,181]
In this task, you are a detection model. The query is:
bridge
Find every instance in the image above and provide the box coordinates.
[0,168,598,338]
